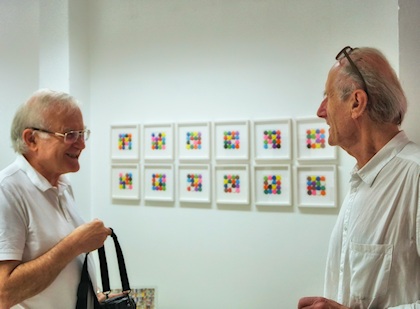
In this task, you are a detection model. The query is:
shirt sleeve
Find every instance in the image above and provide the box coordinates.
[417,177,420,257]
[0,185,27,261]
[390,179,420,307]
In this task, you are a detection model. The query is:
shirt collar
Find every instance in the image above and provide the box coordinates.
[15,155,71,194]
[351,131,410,186]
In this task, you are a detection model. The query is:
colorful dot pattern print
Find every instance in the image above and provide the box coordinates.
[224,174,240,193]
[151,173,166,191]
[263,175,281,195]
[306,128,326,149]
[186,174,203,192]
[263,130,281,149]
[118,133,133,150]
[186,131,202,150]
[119,172,133,190]
[307,175,327,196]
[151,132,166,150]
[223,131,240,150]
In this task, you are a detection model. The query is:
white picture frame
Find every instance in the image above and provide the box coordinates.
[110,124,140,161]
[178,164,211,203]
[214,165,249,205]
[253,165,292,206]
[144,164,174,202]
[143,123,174,161]
[295,165,337,208]
[111,163,140,200]
[253,118,292,162]
[214,120,249,161]
[295,117,337,162]
[177,122,211,161]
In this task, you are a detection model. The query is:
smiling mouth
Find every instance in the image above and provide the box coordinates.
[67,153,79,159]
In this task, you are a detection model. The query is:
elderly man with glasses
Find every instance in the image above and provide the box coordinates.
[0,89,111,309]
[298,47,420,308]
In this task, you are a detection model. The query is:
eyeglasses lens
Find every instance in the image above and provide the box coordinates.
[64,130,90,143]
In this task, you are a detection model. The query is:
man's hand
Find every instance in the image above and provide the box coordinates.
[298,297,350,309]
[69,219,112,255]
[97,291,128,303]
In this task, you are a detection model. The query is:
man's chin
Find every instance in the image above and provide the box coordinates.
[328,137,337,146]
[65,163,80,173]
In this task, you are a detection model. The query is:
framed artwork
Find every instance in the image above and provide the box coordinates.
[214,165,249,205]
[178,164,211,203]
[295,117,337,162]
[214,120,249,161]
[111,164,140,200]
[253,119,292,161]
[144,164,174,202]
[177,122,211,161]
[110,124,140,160]
[143,123,174,161]
[295,165,337,208]
[253,165,292,206]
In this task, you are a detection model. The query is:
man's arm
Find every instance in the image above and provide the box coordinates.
[0,219,111,309]
[298,296,349,309]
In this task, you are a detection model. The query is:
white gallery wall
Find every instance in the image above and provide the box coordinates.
[0,1,39,166]
[1,1,419,308]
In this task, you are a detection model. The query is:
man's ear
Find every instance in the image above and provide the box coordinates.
[351,90,368,119]
[22,129,37,149]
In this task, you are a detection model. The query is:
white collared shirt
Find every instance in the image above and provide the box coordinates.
[324,131,420,308]
[0,155,96,309]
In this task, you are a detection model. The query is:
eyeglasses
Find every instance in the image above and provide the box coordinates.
[336,46,369,98]
[29,127,91,144]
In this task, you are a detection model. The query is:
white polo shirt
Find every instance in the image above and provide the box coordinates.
[324,131,420,308]
[0,155,96,309]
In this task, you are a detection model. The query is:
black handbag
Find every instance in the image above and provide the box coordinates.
[76,228,136,309]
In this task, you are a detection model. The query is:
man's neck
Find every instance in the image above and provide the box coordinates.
[344,124,400,168]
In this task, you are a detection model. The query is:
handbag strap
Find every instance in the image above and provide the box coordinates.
[76,228,132,309]
[76,253,91,308]
[98,228,131,293]
[76,253,101,309]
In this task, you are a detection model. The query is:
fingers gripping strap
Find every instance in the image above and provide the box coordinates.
[76,228,132,309]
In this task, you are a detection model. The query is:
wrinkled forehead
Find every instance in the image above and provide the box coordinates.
[45,101,81,115]
[325,64,341,89]
[43,102,84,129]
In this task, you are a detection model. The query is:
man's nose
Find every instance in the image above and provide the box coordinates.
[317,97,327,118]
